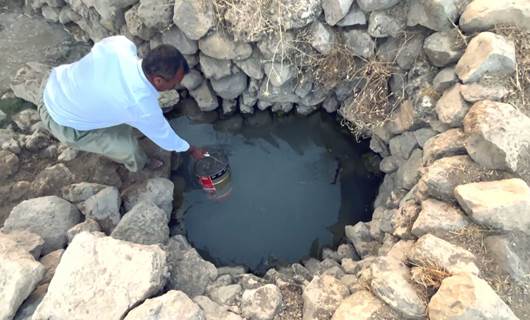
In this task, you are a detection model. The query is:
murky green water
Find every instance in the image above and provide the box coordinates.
[170,104,381,273]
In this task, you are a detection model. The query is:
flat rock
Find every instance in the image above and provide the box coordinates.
[241,284,283,320]
[424,29,465,67]
[412,198,469,239]
[122,177,174,219]
[124,290,204,320]
[168,248,218,297]
[370,257,426,319]
[459,0,530,33]
[485,232,530,283]
[332,290,386,320]
[463,100,530,183]
[460,83,509,103]
[422,129,467,165]
[3,196,81,255]
[417,155,509,203]
[32,233,167,320]
[0,230,44,259]
[173,0,215,40]
[303,275,350,320]
[78,186,121,234]
[435,84,469,128]
[0,237,45,320]
[456,32,516,84]
[111,201,169,245]
[409,234,479,275]
[61,182,108,203]
[455,178,530,234]
[428,273,519,320]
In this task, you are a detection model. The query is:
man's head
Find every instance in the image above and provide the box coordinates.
[142,44,189,92]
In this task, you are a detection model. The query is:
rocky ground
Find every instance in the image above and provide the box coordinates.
[1,0,530,320]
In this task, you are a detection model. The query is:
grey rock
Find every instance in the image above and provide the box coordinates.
[345,222,378,258]
[367,8,406,38]
[322,94,339,113]
[424,29,465,67]
[218,266,247,278]
[122,178,174,219]
[435,84,469,128]
[380,155,403,173]
[58,146,79,162]
[168,248,218,297]
[208,284,242,306]
[234,50,264,80]
[241,284,282,320]
[12,109,40,132]
[463,101,530,182]
[9,61,50,107]
[459,83,509,103]
[181,70,204,91]
[459,0,530,33]
[370,257,426,319]
[0,150,19,180]
[310,21,336,54]
[193,296,243,320]
[407,0,471,31]
[485,232,530,283]
[189,80,219,112]
[3,196,81,255]
[343,30,375,58]
[257,32,295,61]
[391,201,420,239]
[61,182,108,203]
[428,273,519,320]
[199,32,252,60]
[271,0,322,30]
[412,198,469,239]
[111,201,169,245]
[263,63,296,87]
[124,4,155,40]
[303,275,350,320]
[389,132,418,160]
[432,67,458,93]
[78,187,121,234]
[31,163,75,196]
[32,232,168,320]
[456,32,516,84]
[0,230,44,259]
[13,284,48,320]
[322,0,354,26]
[67,219,101,243]
[0,237,45,320]
[211,72,248,100]
[59,6,81,24]
[386,100,415,135]
[423,129,467,165]
[173,0,215,40]
[124,290,204,320]
[332,290,386,320]
[409,234,479,275]
[39,249,64,285]
[358,0,401,12]
[41,5,60,22]
[137,0,174,30]
[455,178,530,234]
[417,155,510,203]
[200,54,232,80]
[337,4,366,26]
[25,130,52,151]
[396,148,423,190]
[413,127,437,148]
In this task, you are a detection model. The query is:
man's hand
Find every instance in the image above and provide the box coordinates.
[188,145,205,160]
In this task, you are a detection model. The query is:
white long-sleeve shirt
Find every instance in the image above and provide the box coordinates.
[42,35,190,152]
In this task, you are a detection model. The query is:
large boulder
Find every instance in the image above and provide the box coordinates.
[0,237,45,320]
[463,100,530,183]
[199,54,232,80]
[455,178,530,234]
[0,230,44,259]
[167,248,218,297]
[303,275,350,320]
[459,0,530,33]
[199,32,252,61]
[78,186,121,234]
[173,0,215,40]
[211,72,248,100]
[408,234,479,275]
[411,198,469,239]
[32,232,168,320]
[137,0,174,30]
[485,232,530,283]
[241,284,283,320]
[122,178,174,219]
[455,32,516,84]
[370,257,426,319]
[3,196,81,255]
[124,290,204,320]
[428,273,519,320]
[111,201,169,245]
[332,290,386,320]
[407,0,471,31]
[422,129,467,165]
[423,30,465,67]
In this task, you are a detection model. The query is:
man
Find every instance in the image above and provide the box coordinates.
[39,35,200,172]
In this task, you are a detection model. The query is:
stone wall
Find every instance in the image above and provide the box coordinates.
[2,0,530,319]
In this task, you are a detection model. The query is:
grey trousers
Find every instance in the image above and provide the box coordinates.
[38,104,148,172]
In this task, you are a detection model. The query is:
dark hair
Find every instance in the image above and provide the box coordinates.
[142,44,190,80]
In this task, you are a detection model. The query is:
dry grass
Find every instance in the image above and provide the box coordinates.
[410,260,451,291]
[494,25,530,116]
